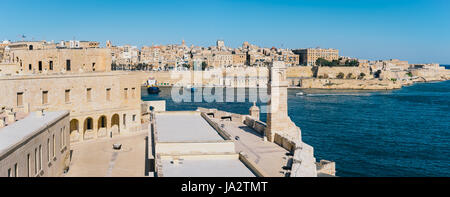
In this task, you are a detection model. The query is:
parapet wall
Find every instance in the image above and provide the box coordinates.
[197,107,246,124]
[243,116,267,135]
[316,160,336,176]
[201,112,232,140]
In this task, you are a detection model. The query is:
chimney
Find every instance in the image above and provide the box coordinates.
[36,108,45,117]
[0,117,5,127]
[7,111,16,123]
[24,103,30,113]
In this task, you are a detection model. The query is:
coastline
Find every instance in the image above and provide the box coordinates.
[138,65,450,91]
[145,78,449,91]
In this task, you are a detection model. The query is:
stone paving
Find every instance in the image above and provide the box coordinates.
[210,118,292,177]
[64,132,148,177]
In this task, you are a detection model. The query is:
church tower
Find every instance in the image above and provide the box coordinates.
[106,40,112,48]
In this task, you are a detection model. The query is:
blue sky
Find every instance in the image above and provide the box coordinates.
[1,0,449,64]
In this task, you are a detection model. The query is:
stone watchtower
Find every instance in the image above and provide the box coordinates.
[265,61,300,142]
[265,61,318,177]
[249,101,260,120]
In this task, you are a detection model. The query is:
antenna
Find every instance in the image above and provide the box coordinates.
[17,34,26,41]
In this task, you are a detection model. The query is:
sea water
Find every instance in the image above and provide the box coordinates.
[142,67,449,177]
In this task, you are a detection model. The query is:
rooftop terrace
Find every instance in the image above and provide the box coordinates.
[161,155,256,177]
[155,112,224,142]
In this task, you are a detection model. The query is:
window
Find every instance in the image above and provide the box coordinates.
[132,114,136,122]
[39,145,42,171]
[100,117,106,128]
[17,92,23,107]
[42,91,48,105]
[60,128,64,149]
[65,89,70,103]
[124,88,128,99]
[86,88,92,102]
[92,63,96,71]
[106,88,111,101]
[86,118,93,130]
[47,139,50,162]
[123,114,126,126]
[34,148,37,175]
[29,64,32,70]
[52,134,56,158]
[7,168,11,177]
[27,154,30,177]
[38,61,42,71]
[14,163,18,177]
[49,61,53,70]
[66,60,71,71]
[132,87,136,98]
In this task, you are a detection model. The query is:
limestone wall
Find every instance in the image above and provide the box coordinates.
[380,70,408,80]
[243,116,267,135]
[286,66,314,78]
[142,100,166,113]
[0,63,19,75]
[316,160,336,176]
[291,143,317,177]
[9,48,112,74]
[411,68,450,81]
[316,66,371,79]
[300,78,402,90]
[0,72,143,142]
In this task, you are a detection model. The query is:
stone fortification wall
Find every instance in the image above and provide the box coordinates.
[300,78,402,90]
[411,67,450,81]
[316,66,371,79]
[286,66,314,78]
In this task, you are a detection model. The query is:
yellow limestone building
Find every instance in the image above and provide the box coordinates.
[0,72,143,143]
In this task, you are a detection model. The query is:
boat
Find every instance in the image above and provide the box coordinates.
[146,77,161,94]
[296,92,307,96]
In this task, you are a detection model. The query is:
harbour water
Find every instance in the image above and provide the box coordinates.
[142,70,449,177]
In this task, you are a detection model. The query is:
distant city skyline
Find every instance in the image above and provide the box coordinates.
[2,0,449,64]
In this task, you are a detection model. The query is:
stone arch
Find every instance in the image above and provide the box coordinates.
[83,117,94,140]
[111,114,120,137]
[278,71,284,81]
[97,115,107,138]
[98,116,107,129]
[69,119,80,142]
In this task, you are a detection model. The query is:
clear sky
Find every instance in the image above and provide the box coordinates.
[2,0,449,64]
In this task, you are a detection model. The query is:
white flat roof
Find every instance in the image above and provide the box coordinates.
[0,111,69,156]
[155,113,224,142]
[161,157,256,177]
